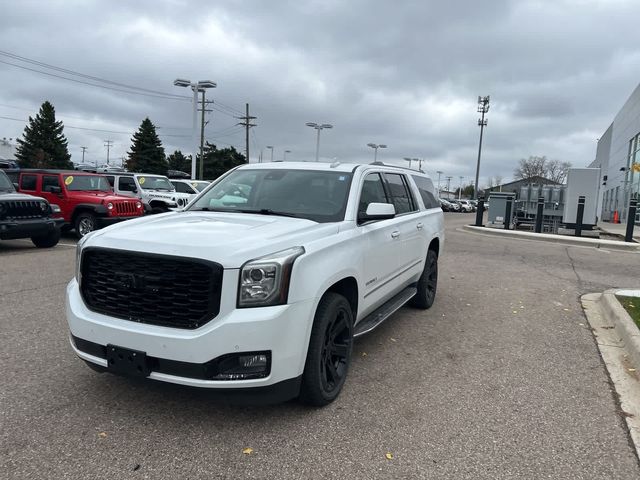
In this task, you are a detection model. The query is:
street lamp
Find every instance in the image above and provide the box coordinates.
[473,95,490,199]
[306,122,333,161]
[403,157,413,169]
[283,149,291,161]
[436,171,443,197]
[458,176,464,200]
[368,143,387,162]
[446,176,453,200]
[266,145,274,162]
[174,78,217,179]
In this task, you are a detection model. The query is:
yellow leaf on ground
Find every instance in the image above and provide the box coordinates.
[361,352,368,357]
[98,432,107,438]
[628,368,637,373]
[385,453,393,460]
[242,448,253,455]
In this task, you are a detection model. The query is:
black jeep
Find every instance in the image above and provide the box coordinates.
[0,170,63,248]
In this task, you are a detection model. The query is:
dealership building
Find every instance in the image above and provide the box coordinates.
[590,83,640,223]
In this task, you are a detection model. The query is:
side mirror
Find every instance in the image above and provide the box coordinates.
[13,182,19,190]
[49,186,62,194]
[358,202,396,223]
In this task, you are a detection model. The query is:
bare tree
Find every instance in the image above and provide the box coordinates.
[494,175,503,186]
[545,159,571,183]
[513,156,571,183]
[514,156,547,180]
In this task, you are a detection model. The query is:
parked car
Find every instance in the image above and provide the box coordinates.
[170,179,211,200]
[167,169,191,179]
[15,169,144,238]
[0,169,63,247]
[103,172,191,213]
[457,200,474,212]
[0,160,19,169]
[67,162,444,406]
[74,163,98,173]
[442,199,460,212]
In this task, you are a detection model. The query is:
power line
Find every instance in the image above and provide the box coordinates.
[0,49,189,99]
[0,59,189,101]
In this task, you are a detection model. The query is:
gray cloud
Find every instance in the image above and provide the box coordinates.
[1,0,640,186]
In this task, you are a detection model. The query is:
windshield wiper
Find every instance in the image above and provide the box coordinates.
[237,208,300,218]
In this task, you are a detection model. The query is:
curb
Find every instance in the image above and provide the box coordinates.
[462,224,640,251]
[601,290,640,370]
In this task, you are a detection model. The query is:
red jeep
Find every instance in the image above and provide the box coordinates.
[16,169,144,238]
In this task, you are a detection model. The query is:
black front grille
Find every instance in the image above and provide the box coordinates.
[80,248,223,329]
[1,200,46,220]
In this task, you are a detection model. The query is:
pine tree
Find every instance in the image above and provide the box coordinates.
[200,142,246,180]
[15,101,73,169]
[126,118,167,175]
[167,150,190,173]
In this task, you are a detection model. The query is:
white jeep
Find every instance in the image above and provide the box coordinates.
[104,172,192,213]
[67,162,444,405]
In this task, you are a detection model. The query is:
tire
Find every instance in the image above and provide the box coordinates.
[31,227,61,248]
[75,212,97,239]
[411,249,438,309]
[299,292,354,406]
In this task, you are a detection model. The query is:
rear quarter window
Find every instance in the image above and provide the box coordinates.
[412,175,440,209]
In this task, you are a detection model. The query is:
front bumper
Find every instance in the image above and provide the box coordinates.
[96,215,143,227]
[0,217,62,240]
[66,278,314,397]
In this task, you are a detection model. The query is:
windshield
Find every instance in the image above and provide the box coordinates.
[192,181,210,192]
[0,171,15,191]
[64,175,111,191]
[137,176,174,191]
[188,169,353,223]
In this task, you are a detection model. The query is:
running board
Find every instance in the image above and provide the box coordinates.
[353,287,417,338]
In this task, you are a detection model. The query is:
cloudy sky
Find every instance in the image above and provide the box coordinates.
[1,0,640,187]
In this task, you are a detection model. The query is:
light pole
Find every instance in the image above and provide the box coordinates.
[306,123,333,161]
[283,150,291,161]
[403,157,413,169]
[436,171,443,197]
[446,176,452,200]
[368,143,387,162]
[266,145,274,162]
[174,78,217,179]
[458,176,464,200]
[474,95,490,199]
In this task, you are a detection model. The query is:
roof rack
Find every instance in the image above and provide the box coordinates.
[368,161,425,174]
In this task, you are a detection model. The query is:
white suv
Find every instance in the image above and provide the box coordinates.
[104,173,192,213]
[67,162,444,405]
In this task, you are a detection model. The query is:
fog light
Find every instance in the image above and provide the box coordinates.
[210,351,271,380]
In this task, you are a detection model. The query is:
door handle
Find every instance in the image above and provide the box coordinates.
[391,231,400,239]
[416,222,424,230]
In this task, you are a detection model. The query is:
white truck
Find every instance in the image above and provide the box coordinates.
[103,172,192,213]
[67,162,444,405]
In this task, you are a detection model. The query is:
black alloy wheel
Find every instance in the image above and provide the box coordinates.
[75,212,96,239]
[300,292,354,406]
[411,249,438,309]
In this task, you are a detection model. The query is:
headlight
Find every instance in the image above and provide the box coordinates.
[136,202,142,209]
[39,202,49,212]
[238,247,305,308]
[106,202,114,210]
[50,204,61,213]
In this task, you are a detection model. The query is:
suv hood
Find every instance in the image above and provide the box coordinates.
[85,211,341,268]
[0,192,47,202]
[67,191,139,203]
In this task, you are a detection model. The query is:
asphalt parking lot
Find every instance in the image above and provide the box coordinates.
[2,214,639,479]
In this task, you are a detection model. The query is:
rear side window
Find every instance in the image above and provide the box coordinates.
[20,174,37,191]
[105,176,115,187]
[118,177,137,191]
[173,182,193,194]
[42,175,61,192]
[412,175,440,209]
[384,173,416,214]
[358,173,388,216]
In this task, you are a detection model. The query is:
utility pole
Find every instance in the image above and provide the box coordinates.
[446,176,452,200]
[104,140,113,165]
[474,95,490,200]
[198,96,213,180]
[436,171,443,197]
[80,146,87,164]
[266,145,274,162]
[237,103,256,163]
[459,176,464,200]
